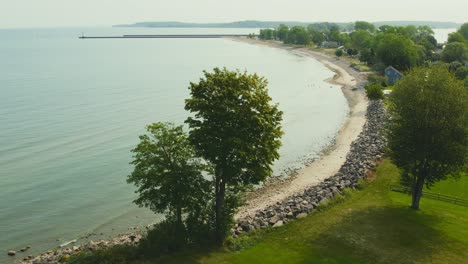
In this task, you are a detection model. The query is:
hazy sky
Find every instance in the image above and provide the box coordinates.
[1,0,466,28]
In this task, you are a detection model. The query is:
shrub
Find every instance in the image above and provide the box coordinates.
[335,48,343,57]
[449,61,463,72]
[366,83,384,100]
[68,245,138,264]
[367,74,388,87]
[455,66,468,80]
[138,220,188,258]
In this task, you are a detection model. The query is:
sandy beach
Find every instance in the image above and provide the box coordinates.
[231,38,368,219]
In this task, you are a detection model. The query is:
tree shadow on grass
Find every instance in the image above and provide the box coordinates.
[135,245,223,264]
[307,206,465,264]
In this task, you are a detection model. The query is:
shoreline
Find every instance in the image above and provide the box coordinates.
[230,37,368,219]
[16,38,369,264]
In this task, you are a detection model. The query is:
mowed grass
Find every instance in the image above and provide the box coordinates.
[153,160,468,264]
[427,173,468,199]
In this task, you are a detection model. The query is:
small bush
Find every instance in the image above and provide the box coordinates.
[366,83,384,100]
[347,48,358,56]
[224,228,272,252]
[367,74,387,87]
[68,245,138,264]
[335,49,343,57]
[455,66,468,80]
[138,220,187,258]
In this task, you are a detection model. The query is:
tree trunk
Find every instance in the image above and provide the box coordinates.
[176,206,183,229]
[411,176,425,209]
[214,168,226,244]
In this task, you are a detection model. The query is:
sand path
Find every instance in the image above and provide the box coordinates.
[229,38,368,219]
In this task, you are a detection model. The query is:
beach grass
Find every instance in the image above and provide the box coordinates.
[143,160,468,264]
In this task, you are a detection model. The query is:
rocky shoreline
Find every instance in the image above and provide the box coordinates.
[17,100,387,263]
[17,231,145,264]
[232,99,388,234]
[12,41,387,263]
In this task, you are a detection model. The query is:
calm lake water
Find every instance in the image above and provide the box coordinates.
[0,27,349,262]
[433,28,457,43]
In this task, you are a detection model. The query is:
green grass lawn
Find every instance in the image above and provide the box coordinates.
[153,160,468,264]
[427,173,468,199]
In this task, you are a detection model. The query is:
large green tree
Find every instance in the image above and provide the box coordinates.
[185,68,283,243]
[458,22,468,39]
[447,32,465,43]
[259,29,275,40]
[286,26,311,45]
[376,33,421,70]
[354,21,376,33]
[388,65,468,209]
[442,42,467,63]
[276,24,289,41]
[350,29,372,51]
[128,122,210,237]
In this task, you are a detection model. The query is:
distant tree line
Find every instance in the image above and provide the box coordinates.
[259,21,468,78]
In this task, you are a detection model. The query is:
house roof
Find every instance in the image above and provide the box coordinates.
[385,66,403,76]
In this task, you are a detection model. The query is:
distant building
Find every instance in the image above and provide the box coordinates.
[385,66,404,85]
[321,41,339,49]
[383,89,393,97]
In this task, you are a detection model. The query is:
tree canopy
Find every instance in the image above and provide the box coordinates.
[376,33,421,70]
[447,32,465,43]
[458,22,468,39]
[442,42,467,63]
[128,122,210,233]
[350,29,373,51]
[286,26,311,45]
[354,21,376,33]
[185,68,283,242]
[387,65,468,209]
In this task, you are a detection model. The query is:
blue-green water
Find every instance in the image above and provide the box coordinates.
[0,27,348,262]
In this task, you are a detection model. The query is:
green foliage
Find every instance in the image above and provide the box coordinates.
[458,22,468,39]
[150,160,468,264]
[376,33,421,70]
[365,83,385,100]
[442,42,467,63]
[70,160,468,264]
[359,48,376,64]
[447,32,465,43]
[335,48,343,57]
[259,29,275,40]
[68,245,138,264]
[346,48,358,56]
[224,229,268,252]
[285,26,310,45]
[307,25,325,45]
[127,122,210,235]
[354,21,376,32]
[367,74,387,87]
[388,65,468,209]
[417,25,434,36]
[449,61,463,72]
[185,68,283,243]
[350,29,372,51]
[276,24,289,41]
[138,220,189,257]
[455,66,468,80]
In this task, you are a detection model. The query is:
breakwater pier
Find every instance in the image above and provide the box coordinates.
[79,34,249,39]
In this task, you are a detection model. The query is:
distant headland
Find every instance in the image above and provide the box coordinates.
[113,20,462,29]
